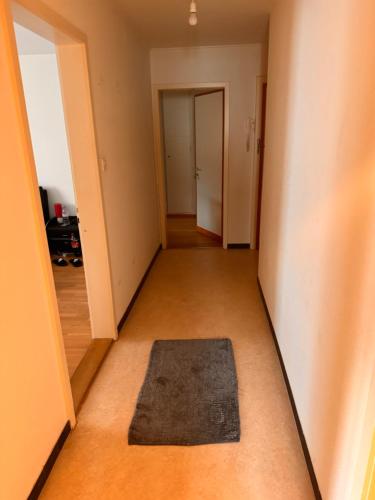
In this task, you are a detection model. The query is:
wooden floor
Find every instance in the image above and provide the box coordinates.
[52,257,92,378]
[167,215,222,248]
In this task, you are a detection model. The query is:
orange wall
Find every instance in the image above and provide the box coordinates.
[259,0,375,498]
[0,2,72,498]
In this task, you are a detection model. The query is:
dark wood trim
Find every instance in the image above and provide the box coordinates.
[221,90,224,240]
[257,278,322,500]
[256,82,267,250]
[196,225,222,242]
[117,244,162,333]
[227,243,250,249]
[28,421,71,500]
[167,213,196,218]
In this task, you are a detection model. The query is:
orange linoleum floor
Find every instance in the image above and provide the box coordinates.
[41,248,314,500]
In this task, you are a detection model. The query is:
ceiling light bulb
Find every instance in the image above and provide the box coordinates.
[190,1,197,13]
[189,12,198,26]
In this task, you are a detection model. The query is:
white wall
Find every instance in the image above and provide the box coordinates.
[162,91,196,214]
[151,45,265,244]
[259,0,375,498]
[19,53,77,217]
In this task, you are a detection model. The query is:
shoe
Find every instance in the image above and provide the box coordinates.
[70,258,83,267]
[52,257,68,267]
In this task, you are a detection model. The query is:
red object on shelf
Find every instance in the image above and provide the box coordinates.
[54,203,62,218]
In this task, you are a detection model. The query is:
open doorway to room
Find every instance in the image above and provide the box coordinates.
[153,84,229,249]
[161,89,224,249]
[14,23,91,378]
[10,0,117,414]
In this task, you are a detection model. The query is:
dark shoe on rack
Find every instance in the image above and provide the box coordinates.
[52,257,68,267]
[70,258,83,267]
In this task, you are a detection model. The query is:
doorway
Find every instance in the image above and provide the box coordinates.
[162,89,224,248]
[14,23,92,377]
[152,83,229,249]
[9,0,117,416]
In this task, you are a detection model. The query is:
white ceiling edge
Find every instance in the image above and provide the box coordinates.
[14,22,55,55]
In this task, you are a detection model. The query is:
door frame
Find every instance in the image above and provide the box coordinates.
[250,75,267,250]
[152,82,229,249]
[194,89,224,242]
[6,0,118,422]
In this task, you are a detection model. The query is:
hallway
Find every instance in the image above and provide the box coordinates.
[40,249,314,499]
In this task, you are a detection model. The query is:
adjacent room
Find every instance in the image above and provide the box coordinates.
[162,89,224,248]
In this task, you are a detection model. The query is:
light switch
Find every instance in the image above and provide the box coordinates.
[99,157,107,172]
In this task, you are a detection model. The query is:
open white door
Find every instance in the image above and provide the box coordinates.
[162,92,196,215]
[194,90,224,238]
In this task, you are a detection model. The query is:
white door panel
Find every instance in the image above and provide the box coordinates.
[162,93,196,214]
[195,91,223,237]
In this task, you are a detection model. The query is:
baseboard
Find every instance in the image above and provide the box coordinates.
[117,244,162,333]
[28,421,71,500]
[227,243,250,249]
[167,213,196,218]
[257,278,322,500]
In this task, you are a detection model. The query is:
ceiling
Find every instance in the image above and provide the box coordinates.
[14,23,55,55]
[116,0,273,48]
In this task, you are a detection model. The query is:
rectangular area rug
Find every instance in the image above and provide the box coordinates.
[128,338,240,445]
